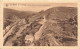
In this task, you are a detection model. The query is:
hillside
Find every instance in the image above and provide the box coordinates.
[3,7,77,46]
[3,8,38,29]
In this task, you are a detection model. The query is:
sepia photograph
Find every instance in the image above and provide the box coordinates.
[3,3,78,46]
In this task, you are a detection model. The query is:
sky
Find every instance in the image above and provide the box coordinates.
[4,3,77,12]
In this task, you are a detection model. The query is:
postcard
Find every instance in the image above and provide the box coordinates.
[0,0,80,49]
